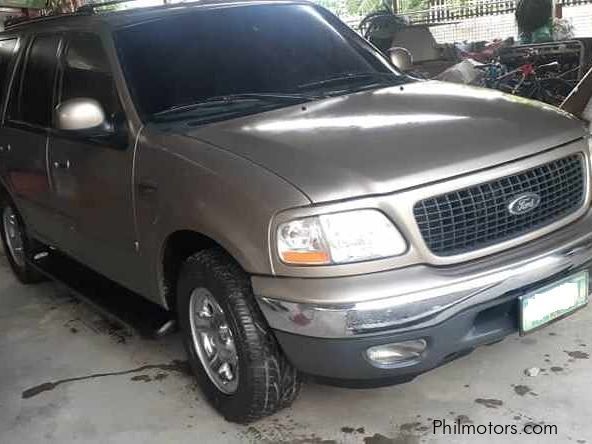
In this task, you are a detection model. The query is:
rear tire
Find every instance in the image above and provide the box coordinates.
[176,248,301,423]
[0,197,44,284]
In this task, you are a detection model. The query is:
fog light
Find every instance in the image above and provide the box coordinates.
[366,339,427,366]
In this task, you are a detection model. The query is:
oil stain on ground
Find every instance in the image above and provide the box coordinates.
[341,426,365,434]
[514,385,537,396]
[21,360,189,399]
[475,398,504,408]
[565,350,589,359]
[363,433,420,444]
[456,415,473,424]
[399,422,430,433]
[130,374,152,382]
[131,373,169,383]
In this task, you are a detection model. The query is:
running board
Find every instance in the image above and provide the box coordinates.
[29,250,175,339]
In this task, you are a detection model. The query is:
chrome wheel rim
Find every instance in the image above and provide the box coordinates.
[2,206,25,268]
[189,288,239,394]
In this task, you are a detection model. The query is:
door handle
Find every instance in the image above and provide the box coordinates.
[137,182,158,196]
[53,160,71,169]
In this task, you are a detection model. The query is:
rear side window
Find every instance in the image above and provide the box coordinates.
[59,34,122,120]
[0,38,17,99]
[8,34,60,127]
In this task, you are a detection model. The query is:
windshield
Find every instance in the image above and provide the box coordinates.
[115,4,404,122]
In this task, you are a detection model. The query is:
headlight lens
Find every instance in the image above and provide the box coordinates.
[277,209,406,265]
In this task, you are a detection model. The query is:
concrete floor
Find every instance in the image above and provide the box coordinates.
[1,250,591,444]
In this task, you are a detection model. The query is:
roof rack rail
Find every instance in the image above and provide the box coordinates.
[5,13,84,30]
[4,16,33,28]
[3,0,132,30]
[3,0,190,29]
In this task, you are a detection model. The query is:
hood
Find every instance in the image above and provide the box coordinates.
[180,81,586,203]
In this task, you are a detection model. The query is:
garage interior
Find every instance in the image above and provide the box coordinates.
[1,244,591,443]
[1,0,592,442]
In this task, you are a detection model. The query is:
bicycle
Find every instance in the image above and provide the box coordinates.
[482,60,575,106]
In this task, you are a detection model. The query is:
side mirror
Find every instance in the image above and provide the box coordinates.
[54,98,112,133]
[388,47,413,72]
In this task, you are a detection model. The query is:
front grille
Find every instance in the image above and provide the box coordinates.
[414,154,586,256]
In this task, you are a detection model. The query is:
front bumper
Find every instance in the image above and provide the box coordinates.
[253,209,592,382]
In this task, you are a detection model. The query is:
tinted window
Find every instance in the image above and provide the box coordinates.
[9,34,60,126]
[116,4,397,118]
[60,34,122,120]
[0,38,17,99]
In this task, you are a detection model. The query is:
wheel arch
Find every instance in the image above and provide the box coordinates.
[159,230,240,312]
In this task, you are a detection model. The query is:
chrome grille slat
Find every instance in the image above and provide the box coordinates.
[413,154,586,256]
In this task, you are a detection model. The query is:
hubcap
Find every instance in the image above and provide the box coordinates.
[189,288,239,394]
[2,206,25,268]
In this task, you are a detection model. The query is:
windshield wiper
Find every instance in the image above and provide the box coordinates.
[297,72,406,91]
[153,93,316,118]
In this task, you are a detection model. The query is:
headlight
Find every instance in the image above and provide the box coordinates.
[277,209,407,265]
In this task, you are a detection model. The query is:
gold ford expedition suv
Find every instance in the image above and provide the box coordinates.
[0,0,590,423]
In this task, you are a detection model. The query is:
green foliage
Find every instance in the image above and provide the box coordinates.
[45,0,76,14]
[349,0,384,16]
[398,0,429,13]
[315,0,348,15]
[315,0,385,17]
[44,0,125,14]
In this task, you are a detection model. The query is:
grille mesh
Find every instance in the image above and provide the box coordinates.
[413,154,586,256]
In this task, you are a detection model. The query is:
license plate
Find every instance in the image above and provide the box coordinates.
[519,271,589,334]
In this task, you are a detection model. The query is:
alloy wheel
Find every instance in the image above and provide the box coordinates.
[189,287,239,394]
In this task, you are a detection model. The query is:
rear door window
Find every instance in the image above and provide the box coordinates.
[8,34,60,127]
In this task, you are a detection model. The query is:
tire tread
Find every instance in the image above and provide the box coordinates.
[179,248,300,423]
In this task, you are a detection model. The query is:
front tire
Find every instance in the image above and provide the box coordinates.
[0,198,44,284]
[177,248,301,423]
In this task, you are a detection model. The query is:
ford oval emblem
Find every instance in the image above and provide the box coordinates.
[508,192,541,215]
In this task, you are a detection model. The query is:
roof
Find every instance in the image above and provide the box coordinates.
[4,0,311,32]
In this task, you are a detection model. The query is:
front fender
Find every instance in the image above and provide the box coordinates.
[134,128,310,305]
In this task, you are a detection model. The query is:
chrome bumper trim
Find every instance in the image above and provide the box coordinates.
[254,211,592,338]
